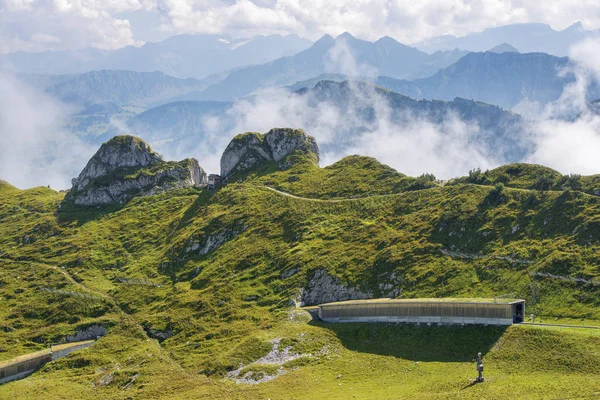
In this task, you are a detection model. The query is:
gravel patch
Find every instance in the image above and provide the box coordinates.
[226,338,310,384]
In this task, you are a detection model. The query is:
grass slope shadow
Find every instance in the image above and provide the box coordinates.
[311,320,507,362]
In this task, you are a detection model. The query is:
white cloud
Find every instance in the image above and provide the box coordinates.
[0,72,96,189]
[527,117,600,175]
[3,0,600,53]
[31,33,61,43]
[154,0,600,43]
[526,38,600,174]
[0,0,149,53]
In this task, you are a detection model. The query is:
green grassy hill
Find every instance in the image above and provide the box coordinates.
[1,138,600,399]
[452,163,600,195]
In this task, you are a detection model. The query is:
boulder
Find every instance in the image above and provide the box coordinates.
[220,128,319,178]
[68,135,207,206]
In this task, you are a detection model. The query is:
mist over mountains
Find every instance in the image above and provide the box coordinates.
[1,23,600,189]
[20,33,594,112]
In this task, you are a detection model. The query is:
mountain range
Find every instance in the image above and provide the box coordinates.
[0,34,312,79]
[44,70,211,108]
[374,52,575,110]
[14,28,596,113]
[415,22,600,56]
[282,51,587,111]
[181,33,469,102]
[30,49,584,112]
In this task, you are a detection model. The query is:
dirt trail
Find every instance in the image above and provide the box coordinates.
[258,186,411,203]
[257,184,599,204]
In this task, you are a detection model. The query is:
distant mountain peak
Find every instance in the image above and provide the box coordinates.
[376,36,399,43]
[564,21,584,32]
[337,32,355,39]
[487,43,520,53]
[314,34,335,46]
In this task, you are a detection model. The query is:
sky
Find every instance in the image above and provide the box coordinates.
[2,0,600,53]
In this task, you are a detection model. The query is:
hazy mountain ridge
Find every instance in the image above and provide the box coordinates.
[188,33,470,101]
[125,101,231,143]
[374,51,576,109]
[44,70,210,108]
[416,22,600,56]
[15,35,587,113]
[487,43,520,53]
[0,34,313,79]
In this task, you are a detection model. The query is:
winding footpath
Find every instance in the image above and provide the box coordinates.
[257,183,600,203]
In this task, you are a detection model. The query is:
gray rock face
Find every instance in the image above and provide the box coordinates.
[184,225,247,255]
[300,269,372,306]
[66,325,107,342]
[220,128,319,178]
[265,128,319,162]
[68,135,207,206]
[72,135,163,191]
[145,327,173,342]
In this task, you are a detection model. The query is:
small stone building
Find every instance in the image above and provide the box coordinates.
[208,174,221,189]
[318,298,525,326]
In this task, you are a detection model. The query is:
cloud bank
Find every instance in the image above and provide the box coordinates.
[0,0,148,53]
[2,0,600,53]
[0,73,95,189]
[525,38,600,174]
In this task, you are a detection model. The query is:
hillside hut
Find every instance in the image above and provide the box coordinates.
[318,298,525,326]
[208,174,221,189]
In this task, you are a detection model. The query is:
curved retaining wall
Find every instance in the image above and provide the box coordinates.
[0,340,95,385]
[318,299,525,326]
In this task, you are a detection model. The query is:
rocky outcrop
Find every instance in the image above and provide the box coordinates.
[72,135,162,190]
[68,135,207,206]
[220,128,319,178]
[184,226,247,256]
[300,269,372,306]
[299,269,403,306]
[66,325,107,342]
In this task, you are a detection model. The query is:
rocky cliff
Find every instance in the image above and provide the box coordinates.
[67,135,207,206]
[220,128,319,178]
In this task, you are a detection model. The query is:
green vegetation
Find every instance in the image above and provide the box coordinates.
[1,150,600,398]
[103,135,154,153]
[256,155,437,199]
[453,163,600,195]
